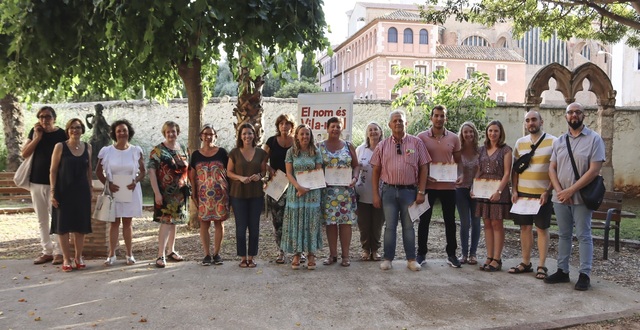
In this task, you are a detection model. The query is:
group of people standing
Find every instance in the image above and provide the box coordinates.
[23,103,605,291]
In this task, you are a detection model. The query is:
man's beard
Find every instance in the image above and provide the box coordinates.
[528,126,540,134]
[568,119,583,130]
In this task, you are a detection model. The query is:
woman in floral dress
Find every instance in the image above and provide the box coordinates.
[189,124,229,266]
[281,124,323,270]
[148,121,189,268]
[318,117,359,267]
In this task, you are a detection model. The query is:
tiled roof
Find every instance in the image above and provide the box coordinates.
[378,9,423,21]
[357,2,420,11]
[436,45,526,62]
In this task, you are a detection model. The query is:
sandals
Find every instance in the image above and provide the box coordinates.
[167,252,184,262]
[467,256,478,265]
[460,256,469,264]
[291,254,301,270]
[480,257,493,271]
[155,257,166,268]
[360,251,370,261]
[341,255,351,267]
[371,251,382,261]
[247,259,257,268]
[307,254,316,270]
[508,262,533,274]
[323,256,337,266]
[275,252,286,264]
[486,259,503,272]
[536,266,548,280]
[239,259,248,268]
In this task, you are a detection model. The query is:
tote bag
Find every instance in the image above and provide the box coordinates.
[93,182,116,222]
[13,155,32,190]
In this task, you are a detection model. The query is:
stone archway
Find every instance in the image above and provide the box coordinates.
[524,62,617,189]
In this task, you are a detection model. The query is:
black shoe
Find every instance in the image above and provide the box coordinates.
[212,254,223,265]
[446,256,461,268]
[575,273,591,291]
[201,255,212,266]
[544,269,570,284]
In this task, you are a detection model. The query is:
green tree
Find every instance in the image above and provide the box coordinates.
[213,63,238,97]
[300,53,318,83]
[421,0,640,47]
[392,67,494,136]
[274,81,321,98]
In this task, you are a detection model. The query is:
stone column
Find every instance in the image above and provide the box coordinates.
[596,92,616,190]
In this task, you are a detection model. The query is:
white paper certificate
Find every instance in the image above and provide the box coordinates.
[408,197,431,222]
[264,170,289,200]
[510,197,542,215]
[112,174,133,203]
[472,179,501,199]
[296,169,326,190]
[430,163,458,182]
[325,167,352,186]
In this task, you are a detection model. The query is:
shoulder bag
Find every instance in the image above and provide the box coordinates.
[565,135,605,211]
[93,181,116,222]
[513,133,546,174]
[13,155,33,190]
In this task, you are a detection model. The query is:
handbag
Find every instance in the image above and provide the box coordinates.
[93,181,116,222]
[513,133,546,174]
[565,135,605,210]
[13,155,33,190]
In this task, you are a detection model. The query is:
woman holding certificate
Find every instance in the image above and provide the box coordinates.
[227,123,268,268]
[355,122,384,261]
[318,117,359,267]
[96,119,146,266]
[474,120,512,272]
[281,124,323,270]
[263,114,296,264]
[455,122,481,265]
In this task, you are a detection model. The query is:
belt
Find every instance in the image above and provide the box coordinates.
[383,183,416,189]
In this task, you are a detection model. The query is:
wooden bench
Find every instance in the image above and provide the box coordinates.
[551,191,636,260]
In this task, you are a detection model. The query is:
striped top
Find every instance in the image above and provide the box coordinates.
[513,133,556,195]
[370,134,431,185]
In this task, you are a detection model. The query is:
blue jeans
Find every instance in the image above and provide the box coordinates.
[456,188,481,257]
[231,197,264,257]
[553,203,593,276]
[381,185,416,261]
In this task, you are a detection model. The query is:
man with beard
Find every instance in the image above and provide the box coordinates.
[416,105,462,268]
[508,111,556,280]
[546,103,605,291]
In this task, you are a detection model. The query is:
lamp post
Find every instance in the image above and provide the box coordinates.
[341,48,351,92]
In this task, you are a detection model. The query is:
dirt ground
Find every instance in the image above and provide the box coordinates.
[1,210,638,329]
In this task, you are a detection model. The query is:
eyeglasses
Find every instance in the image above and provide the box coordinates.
[38,115,53,120]
[566,110,583,116]
[69,126,83,130]
[396,143,402,155]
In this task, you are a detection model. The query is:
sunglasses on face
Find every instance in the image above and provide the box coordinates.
[396,143,402,155]
[38,115,53,120]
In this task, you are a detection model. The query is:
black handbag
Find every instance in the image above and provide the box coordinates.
[565,135,605,210]
[513,133,546,174]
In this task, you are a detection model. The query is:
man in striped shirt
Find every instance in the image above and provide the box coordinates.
[509,111,556,280]
[371,110,430,271]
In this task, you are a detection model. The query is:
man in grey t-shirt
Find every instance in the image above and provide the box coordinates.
[546,103,605,291]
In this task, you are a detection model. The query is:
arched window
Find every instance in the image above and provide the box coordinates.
[388,27,398,43]
[403,28,413,44]
[462,35,489,46]
[419,29,428,44]
[581,45,591,60]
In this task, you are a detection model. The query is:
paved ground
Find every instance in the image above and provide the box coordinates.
[1,258,639,329]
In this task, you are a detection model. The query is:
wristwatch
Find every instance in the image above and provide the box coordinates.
[418,190,426,195]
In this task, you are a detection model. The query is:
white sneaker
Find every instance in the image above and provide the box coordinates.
[126,255,136,265]
[380,260,392,270]
[104,255,116,266]
[407,260,422,271]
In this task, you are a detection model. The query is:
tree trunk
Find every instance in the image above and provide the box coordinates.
[0,93,25,171]
[177,58,203,230]
[234,66,265,145]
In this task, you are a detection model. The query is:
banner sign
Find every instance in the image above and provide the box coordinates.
[297,92,354,142]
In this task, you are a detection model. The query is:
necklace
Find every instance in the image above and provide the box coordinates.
[68,141,80,150]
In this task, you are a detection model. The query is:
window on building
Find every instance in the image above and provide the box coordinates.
[497,96,505,103]
[415,65,428,76]
[637,50,640,70]
[462,36,489,46]
[390,64,399,75]
[435,65,444,72]
[403,28,413,44]
[419,29,428,44]
[581,45,591,60]
[390,92,399,100]
[365,68,369,88]
[497,68,506,82]
[388,27,398,43]
[466,67,476,79]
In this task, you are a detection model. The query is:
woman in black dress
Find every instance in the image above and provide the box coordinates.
[50,118,93,272]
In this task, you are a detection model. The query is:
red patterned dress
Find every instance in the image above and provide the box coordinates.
[148,143,189,224]
[189,148,229,222]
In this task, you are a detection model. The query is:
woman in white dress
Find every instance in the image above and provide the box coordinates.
[96,119,146,266]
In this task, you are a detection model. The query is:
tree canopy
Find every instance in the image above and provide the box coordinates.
[421,0,640,47]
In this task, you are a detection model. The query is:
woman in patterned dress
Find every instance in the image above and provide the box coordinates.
[474,120,512,272]
[148,121,189,268]
[281,124,324,270]
[188,124,229,266]
[318,117,359,267]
